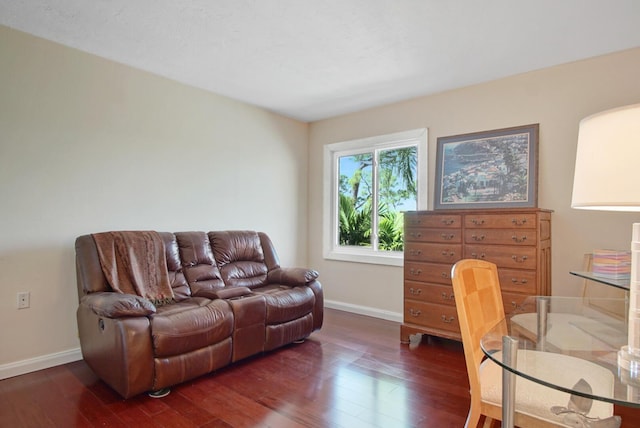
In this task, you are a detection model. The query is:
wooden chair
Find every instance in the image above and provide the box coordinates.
[451,259,618,428]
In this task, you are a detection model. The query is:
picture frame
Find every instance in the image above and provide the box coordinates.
[434,124,539,210]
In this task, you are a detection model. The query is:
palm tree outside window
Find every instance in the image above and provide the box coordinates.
[324,129,428,266]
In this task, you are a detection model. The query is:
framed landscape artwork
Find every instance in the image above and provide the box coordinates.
[434,124,539,210]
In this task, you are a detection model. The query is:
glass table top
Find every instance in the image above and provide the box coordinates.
[570,271,630,291]
[480,296,640,408]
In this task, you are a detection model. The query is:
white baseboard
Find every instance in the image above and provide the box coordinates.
[324,299,403,323]
[0,347,83,380]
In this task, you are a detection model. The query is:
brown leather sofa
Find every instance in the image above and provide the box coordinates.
[75,230,323,399]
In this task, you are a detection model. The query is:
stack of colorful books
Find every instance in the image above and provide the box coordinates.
[592,249,631,280]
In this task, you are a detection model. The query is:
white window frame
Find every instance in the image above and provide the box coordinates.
[323,128,428,266]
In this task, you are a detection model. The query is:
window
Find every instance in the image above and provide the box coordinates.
[323,129,428,266]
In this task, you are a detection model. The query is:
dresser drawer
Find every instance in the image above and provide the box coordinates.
[464,213,537,229]
[502,292,532,316]
[464,229,537,246]
[405,242,462,263]
[404,301,459,333]
[404,262,452,285]
[465,245,537,270]
[498,269,537,294]
[405,213,461,228]
[405,227,462,243]
[405,281,456,305]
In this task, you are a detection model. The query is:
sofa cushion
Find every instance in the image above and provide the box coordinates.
[159,232,191,301]
[175,232,226,295]
[209,231,268,288]
[150,298,233,357]
[253,285,315,324]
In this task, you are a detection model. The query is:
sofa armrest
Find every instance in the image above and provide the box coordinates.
[80,292,156,318]
[193,286,252,300]
[267,267,319,286]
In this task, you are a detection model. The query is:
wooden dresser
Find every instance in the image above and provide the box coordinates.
[401,208,552,342]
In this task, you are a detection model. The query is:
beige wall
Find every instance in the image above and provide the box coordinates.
[309,48,640,319]
[0,26,309,371]
[2,21,639,374]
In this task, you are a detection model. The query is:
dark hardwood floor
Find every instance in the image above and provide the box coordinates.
[2,308,640,427]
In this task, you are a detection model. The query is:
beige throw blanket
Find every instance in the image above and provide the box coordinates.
[92,231,174,306]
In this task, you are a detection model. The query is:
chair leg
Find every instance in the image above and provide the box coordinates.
[482,416,496,428]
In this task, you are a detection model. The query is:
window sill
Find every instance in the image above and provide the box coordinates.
[324,248,404,267]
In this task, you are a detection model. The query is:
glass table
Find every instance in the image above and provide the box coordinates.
[481,296,639,428]
[570,271,630,291]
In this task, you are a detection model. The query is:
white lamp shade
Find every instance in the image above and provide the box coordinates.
[571,103,640,211]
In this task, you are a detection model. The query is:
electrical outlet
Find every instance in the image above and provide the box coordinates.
[17,291,30,309]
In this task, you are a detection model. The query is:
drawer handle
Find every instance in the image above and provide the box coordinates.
[512,218,528,226]
[409,249,423,256]
[470,219,485,225]
[440,272,450,279]
[511,255,528,263]
[410,232,422,238]
[441,218,455,225]
[441,250,455,257]
[409,268,422,276]
[441,292,455,301]
[409,309,422,317]
[511,278,528,284]
[409,287,422,295]
[471,252,486,259]
[511,235,527,243]
[441,233,455,240]
[511,301,524,311]
[441,315,455,324]
[471,234,485,241]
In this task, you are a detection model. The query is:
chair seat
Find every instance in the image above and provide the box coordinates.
[481,350,615,425]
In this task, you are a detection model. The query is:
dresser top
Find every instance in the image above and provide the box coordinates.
[405,208,553,215]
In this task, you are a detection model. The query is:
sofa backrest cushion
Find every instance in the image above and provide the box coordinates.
[175,232,226,297]
[209,231,268,289]
[76,234,111,297]
[159,232,191,301]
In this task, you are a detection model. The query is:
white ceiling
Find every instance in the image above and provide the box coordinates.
[1,1,639,122]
